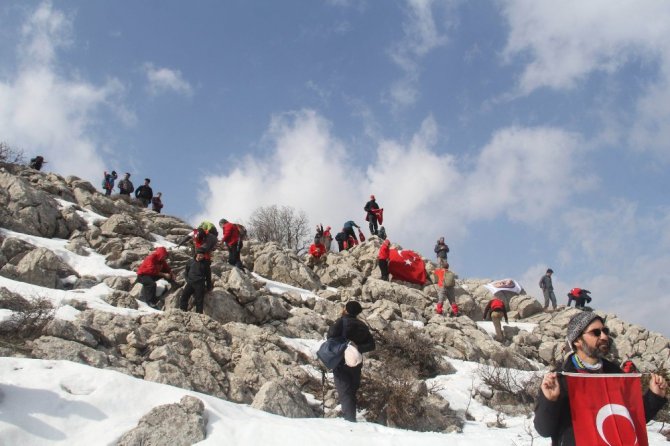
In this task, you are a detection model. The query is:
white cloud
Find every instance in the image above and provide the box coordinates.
[386,0,449,108]
[501,0,670,94]
[0,1,132,181]
[194,109,590,251]
[144,63,194,97]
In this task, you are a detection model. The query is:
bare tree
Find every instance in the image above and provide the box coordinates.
[0,142,26,164]
[248,204,310,253]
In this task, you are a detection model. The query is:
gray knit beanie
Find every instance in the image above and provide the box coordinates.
[566,311,604,348]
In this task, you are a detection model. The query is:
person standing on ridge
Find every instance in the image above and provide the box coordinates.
[327,301,375,422]
[118,173,135,196]
[434,237,449,267]
[102,170,117,196]
[136,247,174,308]
[364,195,381,236]
[219,218,245,271]
[539,268,557,312]
[151,192,164,213]
[377,239,390,281]
[135,178,153,207]
[322,226,333,251]
[434,262,458,316]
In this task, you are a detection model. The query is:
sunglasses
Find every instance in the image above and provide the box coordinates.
[584,327,610,337]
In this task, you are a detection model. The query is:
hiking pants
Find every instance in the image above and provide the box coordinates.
[491,311,504,341]
[136,275,159,304]
[368,215,378,236]
[179,281,206,313]
[438,286,455,305]
[543,290,556,309]
[378,259,389,281]
[227,243,244,269]
[333,363,362,422]
[344,227,358,242]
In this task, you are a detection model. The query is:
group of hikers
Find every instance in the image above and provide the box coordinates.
[102,171,164,213]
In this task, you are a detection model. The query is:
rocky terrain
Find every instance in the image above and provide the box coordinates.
[0,161,668,439]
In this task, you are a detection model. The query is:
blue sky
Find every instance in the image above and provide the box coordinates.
[1,1,669,336]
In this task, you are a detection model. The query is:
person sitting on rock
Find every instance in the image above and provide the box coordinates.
[306,241,327,267]
[136,247,174,308]
[179,247,211,314]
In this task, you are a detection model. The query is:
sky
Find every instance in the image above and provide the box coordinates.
[0,1,669,335]
[0,220,666,444]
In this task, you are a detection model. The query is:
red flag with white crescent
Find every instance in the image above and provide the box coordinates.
[565,373,648,446]
[372,208,384,225]
[388,248,426,285]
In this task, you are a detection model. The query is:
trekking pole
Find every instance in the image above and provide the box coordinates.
[321,368,326,418]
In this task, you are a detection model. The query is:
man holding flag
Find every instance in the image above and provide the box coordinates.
[534,311,667,445]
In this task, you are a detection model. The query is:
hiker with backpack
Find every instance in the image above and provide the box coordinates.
[326,301,375,422]
[118,173,134,196]
[364,195,381,236]
[102,171,118,196]
[29,155,46,170]
[342,220,360,244]
[136,247,175,308]
[151,192,164,213]
[178,247,212,314]
[434,262,459,316]
[567,288,592,309]
[219,218,245,271]
[434,237,449,267]
[193,221,219,290]
[483,296,508,342]
[135,178,153,207]
[539,268,557,311]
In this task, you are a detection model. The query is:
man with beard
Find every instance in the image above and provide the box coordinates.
[534,312,668,446]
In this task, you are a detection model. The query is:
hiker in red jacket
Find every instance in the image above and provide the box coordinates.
[136,247,174,308]
[377,239,390,281]
[306,241,327,267]
[219,218,245,271]
[483,297,508,342]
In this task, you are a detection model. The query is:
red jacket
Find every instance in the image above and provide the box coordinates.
[137,247,172,277]
[222,222,240,247]
[378,243,390,260]
[309,243,326,258]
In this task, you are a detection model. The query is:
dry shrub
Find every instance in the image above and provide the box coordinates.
[0,142,25,164]
[0,295,55,342]
[477,364,542,406]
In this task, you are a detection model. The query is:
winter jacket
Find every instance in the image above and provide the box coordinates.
[184,258,211,288]
[539,274,553,291]
[151,196,163,212]
[309,243,326,258]
[136,247,172,277]
[534,356,667,446]
[194,231,218,261]
[377,243,390,261]
[103,172,116,190]
[135,185,153,200]
[483,298,508,322]
[364,199,379,217]
[343,221,359,230]
[222,222,240,247]
[118,179,135,195]
[327,314,376,361]
[434,242,449,259]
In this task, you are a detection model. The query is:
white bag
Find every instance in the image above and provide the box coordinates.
[344,343,362,367]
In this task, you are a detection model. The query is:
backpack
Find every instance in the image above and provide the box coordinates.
[236,224,247,241]
[335,232,347,242]
[198,221,216,233]
[317,337,349,369]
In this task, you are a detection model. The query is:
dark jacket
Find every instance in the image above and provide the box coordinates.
[434,242,449,259]
[364,199,379,214]
[534,355,667,446]
[540,274,553,291]
[343,221,359,230]
[184,258,211,289]
[135,185,153,200]
[118,179,134,195]
[327,315,375,366]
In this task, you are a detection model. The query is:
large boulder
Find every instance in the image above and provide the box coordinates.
[251,378,316,418]
[0,247,78,288]
[252,246,322,291]
[116,396,207,446]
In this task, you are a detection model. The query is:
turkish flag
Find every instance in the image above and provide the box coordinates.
[388,248,426,284]
[566,373,648,446]
[372,208,384,225]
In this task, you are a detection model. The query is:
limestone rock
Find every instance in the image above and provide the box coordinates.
[251,378,316,418]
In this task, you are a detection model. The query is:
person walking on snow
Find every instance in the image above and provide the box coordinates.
[178,247,212,314]
[533,312,667,446]
[377,239,390,281]
[327,301,375,422]
[118,173,134,196]
[434,237,449,267]
[434,262,458,316]
[483,297,508,342]
[539,268,557,311]
[364,195,381,236]
[136,247,174,308]
[135,178,153,207]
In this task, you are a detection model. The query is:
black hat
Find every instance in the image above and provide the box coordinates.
[345,301,362,316]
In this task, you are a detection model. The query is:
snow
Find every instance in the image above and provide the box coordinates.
[252,272,321,300]
[0,227,667,445]
[476,321,537,337]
